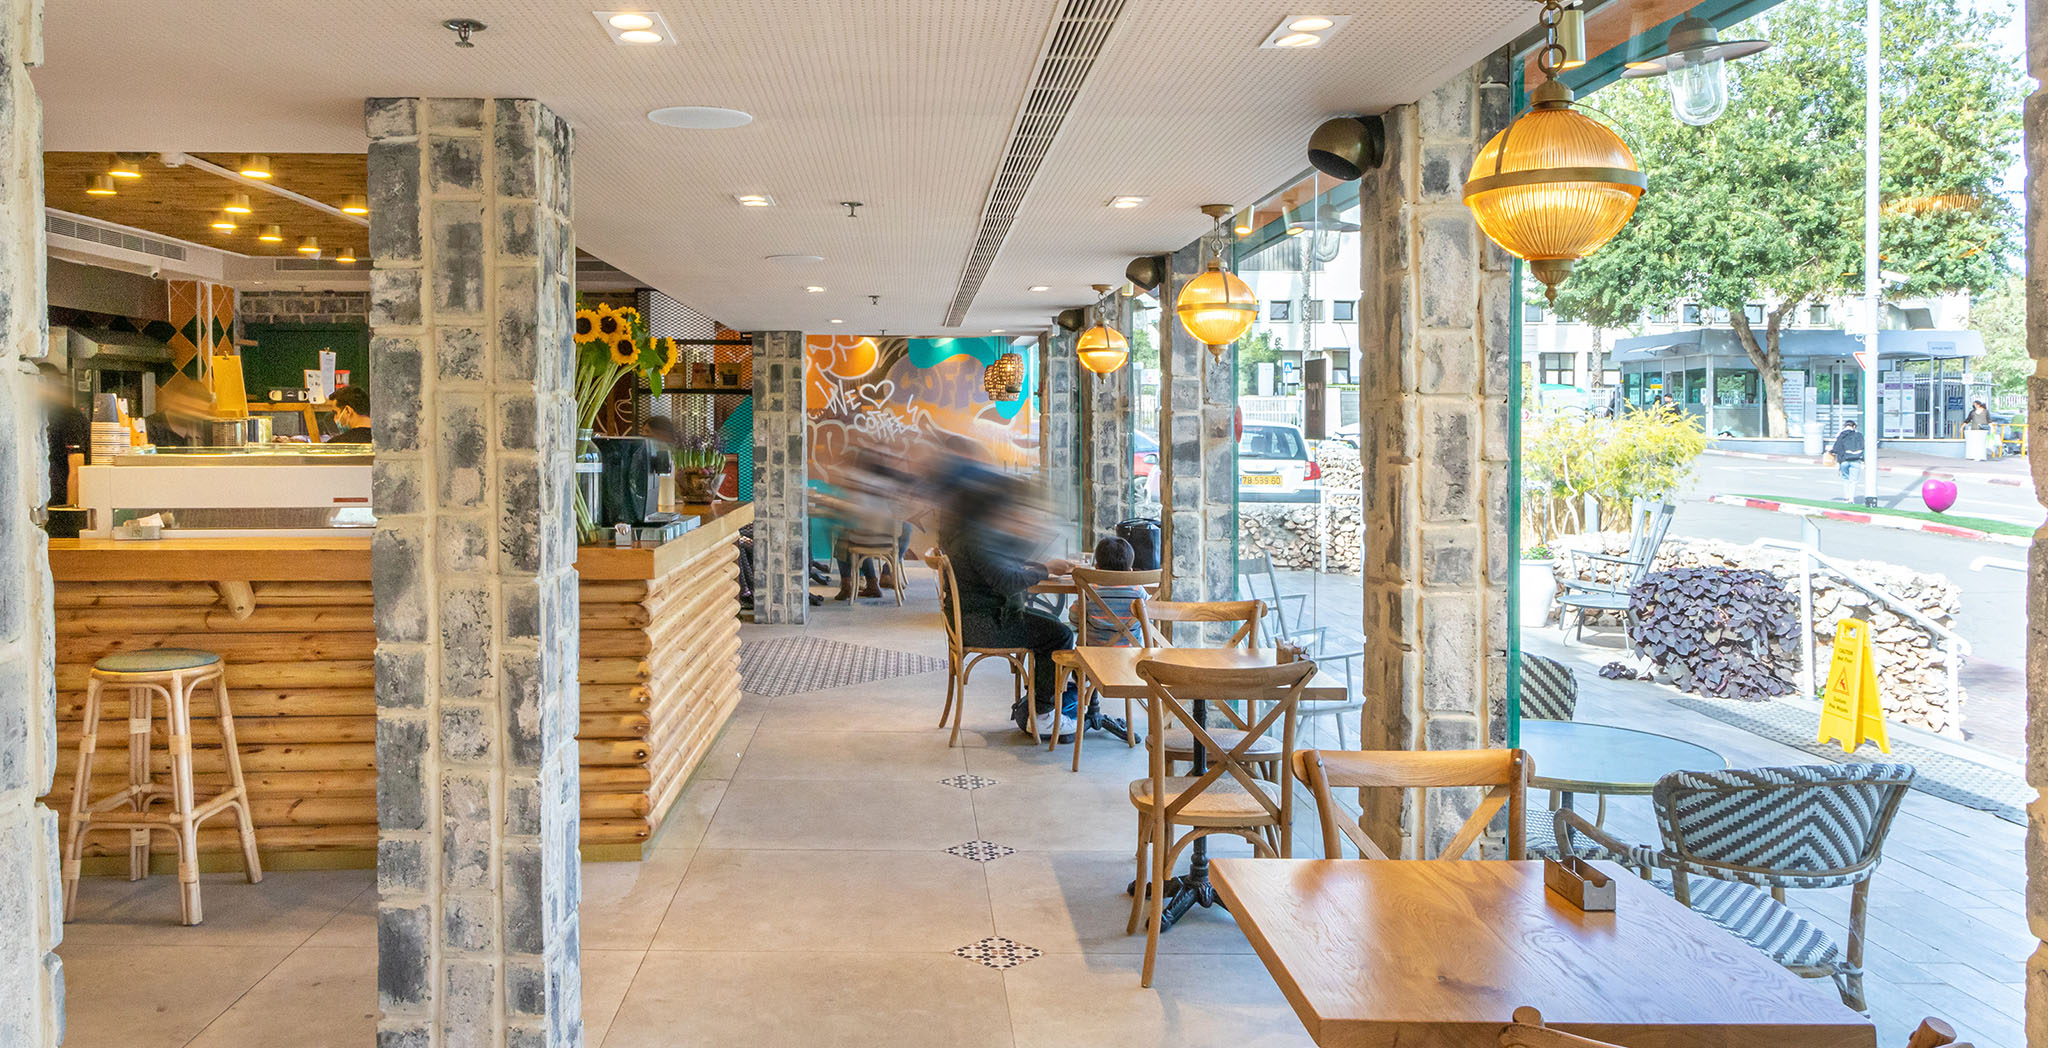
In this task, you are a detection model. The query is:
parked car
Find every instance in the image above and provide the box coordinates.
[1238,423,1321,503]
[1133,430,1159,478]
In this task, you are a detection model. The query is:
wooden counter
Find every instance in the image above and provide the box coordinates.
[44,502,751,871]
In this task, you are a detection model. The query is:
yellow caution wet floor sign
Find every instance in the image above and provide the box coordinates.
[1817,618,1889,754]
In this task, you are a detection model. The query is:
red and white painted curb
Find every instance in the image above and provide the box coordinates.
[1706,449,2026,487]
[1708,494,2032,547]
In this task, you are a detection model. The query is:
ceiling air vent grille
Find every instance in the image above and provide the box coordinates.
[942,0,1127,327]
[272,257,363,272]
[46,212,188,261]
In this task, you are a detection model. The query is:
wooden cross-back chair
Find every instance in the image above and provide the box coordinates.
[1046,567,1162,768]
[1134,599,1279,777]
[1292,748,1532,861]
[1128,658,1315,987]
[927,550,1033,747]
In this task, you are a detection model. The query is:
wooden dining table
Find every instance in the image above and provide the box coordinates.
[1210,858,1875,1048]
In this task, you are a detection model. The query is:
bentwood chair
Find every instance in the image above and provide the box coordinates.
[1046,567,1161,769]
[1554,762,1915,1011]
[929,551,1033,747]
[1135,599,1280,778]
[1292,748,1532,860]
[1128,659,1315,987]
[846,523,907,607]
[1516,652,1600,861]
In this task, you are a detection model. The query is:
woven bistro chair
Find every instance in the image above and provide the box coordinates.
[1128,658,1315,987]
[1555,762,1916,1011]
[1516,652,1597,861]
[1292,748,1532,860]
[928,551,1034,747]
[1135,599,1280,779]
[1046,566,1162,769]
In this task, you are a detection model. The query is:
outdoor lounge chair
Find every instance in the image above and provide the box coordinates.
[1237,554,1366,746]
[1554,762,1916,1011]
[1554,499,1675,643]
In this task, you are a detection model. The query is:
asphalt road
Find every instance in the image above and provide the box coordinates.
[1677,453,2032,759]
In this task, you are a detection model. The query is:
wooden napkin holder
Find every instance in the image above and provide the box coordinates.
[1544,857,1615,912]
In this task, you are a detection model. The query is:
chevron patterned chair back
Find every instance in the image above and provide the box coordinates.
[1517,654,1578,722]
[1651,762,1916,1012]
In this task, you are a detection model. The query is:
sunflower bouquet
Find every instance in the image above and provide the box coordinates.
[572,301,681,535]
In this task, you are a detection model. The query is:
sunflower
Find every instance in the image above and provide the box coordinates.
[612,306,642,328]
[574,307,599,341]
[658,337,679,375]
[610,334,639,366]
[594,305,623,338]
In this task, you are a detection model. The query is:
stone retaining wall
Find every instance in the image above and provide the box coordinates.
[1239,442,1363,572]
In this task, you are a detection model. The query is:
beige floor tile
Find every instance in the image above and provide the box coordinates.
[702,779,977,851]
[63,867,371,947]
[579,847,696,950]
[582,948,646,1046]
[648,777,727,854]
[970,774,1140,853]
[299,880,376,948]
[602,950,1013,1048]
[650,849,993,952]
[55,943,291,1048]
[966,728,1150,782]
[693,719,758,781]
[185,946,375,1048]
[753,675,959,733]
[983,851,1257,956]
[1003,950,1314,1048]
[735,729,968,781]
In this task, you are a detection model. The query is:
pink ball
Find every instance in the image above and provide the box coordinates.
[1920,478,1957,513]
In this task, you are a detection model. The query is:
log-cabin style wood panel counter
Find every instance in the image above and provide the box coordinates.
[45,502,751,872]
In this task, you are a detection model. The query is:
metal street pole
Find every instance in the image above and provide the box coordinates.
[1860,0,1881,504]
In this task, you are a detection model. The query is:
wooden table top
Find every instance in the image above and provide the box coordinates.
[1209,859,1874,1048]
[1518,720,1726,796]
[1068,646,1349,701]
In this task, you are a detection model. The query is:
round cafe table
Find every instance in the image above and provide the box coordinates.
[1517,720,1726,853]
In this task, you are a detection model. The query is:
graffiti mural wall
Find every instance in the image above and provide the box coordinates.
[806,334,1038,485]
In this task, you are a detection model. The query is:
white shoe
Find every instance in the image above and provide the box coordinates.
[1034,710,1078,737]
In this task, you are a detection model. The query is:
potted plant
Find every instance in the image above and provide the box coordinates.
[673,437,723,504]
[1519,542,1557,625]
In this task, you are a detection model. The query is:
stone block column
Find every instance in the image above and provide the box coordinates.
[1038,331,1082,543]
[0,3,64,1044]
[1080,317,1133,540]
[367,96,584,1048]
[750,330,807,624]
[1161,240,1239,603]
[2024,0,2048,1037]
[1355,55,1515,857]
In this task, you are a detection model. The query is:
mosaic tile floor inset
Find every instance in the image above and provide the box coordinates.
[737,635,945,697]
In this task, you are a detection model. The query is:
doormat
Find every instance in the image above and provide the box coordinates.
[1669,697,2033,826]
[738,635,945,697]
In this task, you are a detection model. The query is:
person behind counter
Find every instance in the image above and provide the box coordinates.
[37,362,86,509]
[143,374,211,448]
[326,384,373,443]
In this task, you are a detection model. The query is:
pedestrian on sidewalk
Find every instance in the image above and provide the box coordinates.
[1966,400,1992,429]
[1828,419,1865,501]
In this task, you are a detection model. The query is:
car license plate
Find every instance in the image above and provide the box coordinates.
[1241,474,1281,486]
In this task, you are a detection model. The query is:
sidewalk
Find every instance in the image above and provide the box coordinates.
[1708,447,2032,487]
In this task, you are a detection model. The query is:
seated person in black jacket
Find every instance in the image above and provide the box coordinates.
[939,476,1078,741]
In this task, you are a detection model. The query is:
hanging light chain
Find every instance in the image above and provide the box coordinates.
[1535,0,1569,79]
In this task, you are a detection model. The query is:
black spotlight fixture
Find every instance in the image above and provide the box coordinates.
[1124,255,1165,293]
[1055,308,1088,333]
[1307,115,1386,181]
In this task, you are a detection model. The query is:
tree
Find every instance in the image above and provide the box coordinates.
[1971,276,2028,394]
[1236,330,1284,396]
[1550,0,2024,437]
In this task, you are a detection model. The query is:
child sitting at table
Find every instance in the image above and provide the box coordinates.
[1081,536,1147,647]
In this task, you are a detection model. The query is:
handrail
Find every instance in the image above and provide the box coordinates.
[1757,540,1970,653]
[1756,538,1968,717]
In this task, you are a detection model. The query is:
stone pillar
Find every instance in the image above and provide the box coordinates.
[367,97,583,1048]
[1038,331,1082,543]
[0,4,63,1044]
[2023,0,2048,1038]
[1160,239,1239,604]
[750,330,807,624]
[1355,55,1515,857]
[1082,304,1134,540]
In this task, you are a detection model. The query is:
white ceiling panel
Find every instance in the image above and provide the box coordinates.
[34,0,1530,333]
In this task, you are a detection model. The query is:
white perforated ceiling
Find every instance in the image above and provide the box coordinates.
[33,0,1530,334]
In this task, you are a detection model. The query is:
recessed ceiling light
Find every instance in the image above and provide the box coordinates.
[257,224,283,242]
[222,192,253,214]
[648,105,754,129]
[1028,285,1051,292]
[85,175,117,196]
[733,193,774,207]
[1106,195,1148,209]
[238,154,273,179]
[764,254,824,265]
[340,193,369,215]
[990,328,1005,334]
[829,318,843,324]
[804,285,826,293]
[1261,15,1350,48]
[594,10,676,44]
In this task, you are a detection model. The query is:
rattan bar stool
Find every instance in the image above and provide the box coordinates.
[61,648,262,926]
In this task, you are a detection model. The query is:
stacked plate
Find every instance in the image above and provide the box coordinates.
[91,421,132,459]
